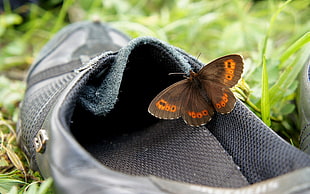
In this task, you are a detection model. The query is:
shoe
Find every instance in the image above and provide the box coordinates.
[298,56,310,154]
[17,21,310,194]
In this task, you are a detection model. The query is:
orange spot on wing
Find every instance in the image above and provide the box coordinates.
[222,93,228,102]
[170,105,177,112]
[187,110,209,118]
[216,93,229,109]
[156,99,167,110]
[225,74,233,80]
[224,59,237,83]
[202,110,209,116]
[224,59,236,69]
[156,99,178,112]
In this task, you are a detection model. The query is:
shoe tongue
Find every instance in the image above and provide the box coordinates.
[78,37,202,117]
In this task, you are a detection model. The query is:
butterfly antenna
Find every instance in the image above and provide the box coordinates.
[168,72,186,76]
[168,72,188,78]
[196,53,201,60]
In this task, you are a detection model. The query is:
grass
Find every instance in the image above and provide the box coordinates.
[0,0,309,193]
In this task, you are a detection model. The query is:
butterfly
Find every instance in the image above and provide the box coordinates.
[148,54,244,126]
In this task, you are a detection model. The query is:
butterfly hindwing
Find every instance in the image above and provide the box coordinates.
[180,85,214,126]
[202,80,236,114]
[198,54,243,87]
[148,80,188,119]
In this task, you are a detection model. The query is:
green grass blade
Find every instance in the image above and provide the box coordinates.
[8,186,18,194]
[51,0,75,34]
[24,182,38,194]
[22,178,53,194]
[269,49,308,107]
[0,174,26,194]
[37,178,53,194]
[261,0,292,56]
[259,0,292,126]
[268,32,310,107]
[279,32,310,67]
[261,56,271,126]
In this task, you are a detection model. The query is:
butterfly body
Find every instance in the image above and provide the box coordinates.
[186,70,211,105]
[148,54,244,126]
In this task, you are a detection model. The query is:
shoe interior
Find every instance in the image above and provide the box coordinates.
[70,44,249,188]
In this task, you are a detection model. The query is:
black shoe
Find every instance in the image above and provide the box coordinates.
[17,21,310,194]
[299,56,310,154]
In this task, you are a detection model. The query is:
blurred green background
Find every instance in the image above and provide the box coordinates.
[0,0,309,193]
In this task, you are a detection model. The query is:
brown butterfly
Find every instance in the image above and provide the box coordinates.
[148,54,244,126]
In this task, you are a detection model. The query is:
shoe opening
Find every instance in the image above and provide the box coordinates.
[69,41,249,188]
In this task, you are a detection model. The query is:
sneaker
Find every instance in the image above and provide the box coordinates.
[17,21,310,193]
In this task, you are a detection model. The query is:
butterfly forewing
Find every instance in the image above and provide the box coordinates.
[199,54,243,87]
[148,80,189,119]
